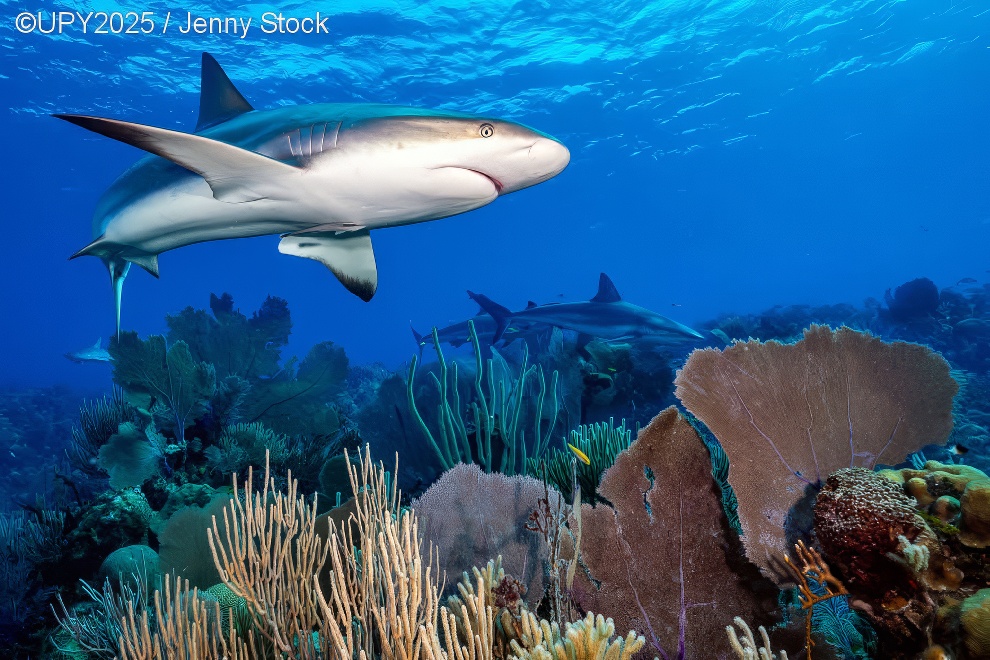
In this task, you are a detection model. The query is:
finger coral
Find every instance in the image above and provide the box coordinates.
[509,611,645,660]
[674,325,957,582]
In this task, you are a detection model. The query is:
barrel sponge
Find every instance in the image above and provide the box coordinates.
[675,325,957,583]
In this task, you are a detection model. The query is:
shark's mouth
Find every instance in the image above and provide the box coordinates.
[466,169,503,195]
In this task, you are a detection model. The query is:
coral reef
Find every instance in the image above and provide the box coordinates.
[881,461,990,548]
[674,325,957,583]
[526,417,632,504]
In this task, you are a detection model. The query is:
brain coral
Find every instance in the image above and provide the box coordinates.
[674,325,957,583]
[961,589,990,658]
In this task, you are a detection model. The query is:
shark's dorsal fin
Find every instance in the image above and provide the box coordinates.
[591,273,622,303]
[196,53,254,132]
[92,338,102,349]
[279,229,378,302]
[526,301,538,309]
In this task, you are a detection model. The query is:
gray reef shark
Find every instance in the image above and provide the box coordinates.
[64,338,111,364]
[468,273,704,344]
[57,53,570,334]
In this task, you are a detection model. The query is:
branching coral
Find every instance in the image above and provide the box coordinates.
[509,611,645,660]
[726,617,788,660]
[526,418,632,504]
[674,325,957,583]
[408,321,560,475]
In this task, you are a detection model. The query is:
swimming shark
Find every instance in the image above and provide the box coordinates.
[468,273,704,344]
[57,53,570,335]
[64,338,111,364]
[411,302,545,352]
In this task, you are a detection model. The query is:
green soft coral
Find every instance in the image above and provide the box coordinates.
[109,332,216,444]
[166,293,290,381]
[242,340,349,436]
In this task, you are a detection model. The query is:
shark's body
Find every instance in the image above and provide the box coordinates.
[65,338,111,364]
[469,273,704,344]
[59,53,569,333]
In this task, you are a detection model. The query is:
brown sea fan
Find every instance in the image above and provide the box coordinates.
[674,324,957,583]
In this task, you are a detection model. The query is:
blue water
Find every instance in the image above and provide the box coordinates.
[1,2,990,656]
[3,0,987,391]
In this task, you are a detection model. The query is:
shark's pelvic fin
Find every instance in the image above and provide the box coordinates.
[591,272,622,303]
[53,115,299,203]
[196,53,254,132]
[279,229,378,302]
[126,253,160,278]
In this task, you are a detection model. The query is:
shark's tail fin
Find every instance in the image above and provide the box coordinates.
[467,291,513,343]
[410,323,426,359]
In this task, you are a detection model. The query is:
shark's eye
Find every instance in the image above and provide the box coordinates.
[479,123,495,138]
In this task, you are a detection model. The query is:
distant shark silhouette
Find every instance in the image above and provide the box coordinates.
[411,302,544,353]
[468,273,704,344]
[64,338,111,364]
[57,53,570,335]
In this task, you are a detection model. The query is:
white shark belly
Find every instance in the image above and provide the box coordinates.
[304,151,499,230]
[101,177,304,254]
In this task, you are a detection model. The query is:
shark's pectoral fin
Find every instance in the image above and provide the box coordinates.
[54,115,299,203]
[279,229,378,302]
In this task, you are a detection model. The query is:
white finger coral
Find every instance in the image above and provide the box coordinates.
[726,617,788,660]
[509,610,644,660]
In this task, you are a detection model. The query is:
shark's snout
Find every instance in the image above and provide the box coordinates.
[494,135,570,194]
[529,137,570,180]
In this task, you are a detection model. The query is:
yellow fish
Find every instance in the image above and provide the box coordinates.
[567,443,591,465]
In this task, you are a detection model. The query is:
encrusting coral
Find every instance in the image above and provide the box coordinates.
[881,461,990,548]
[960,589,990,659]
[674,325,957,583]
